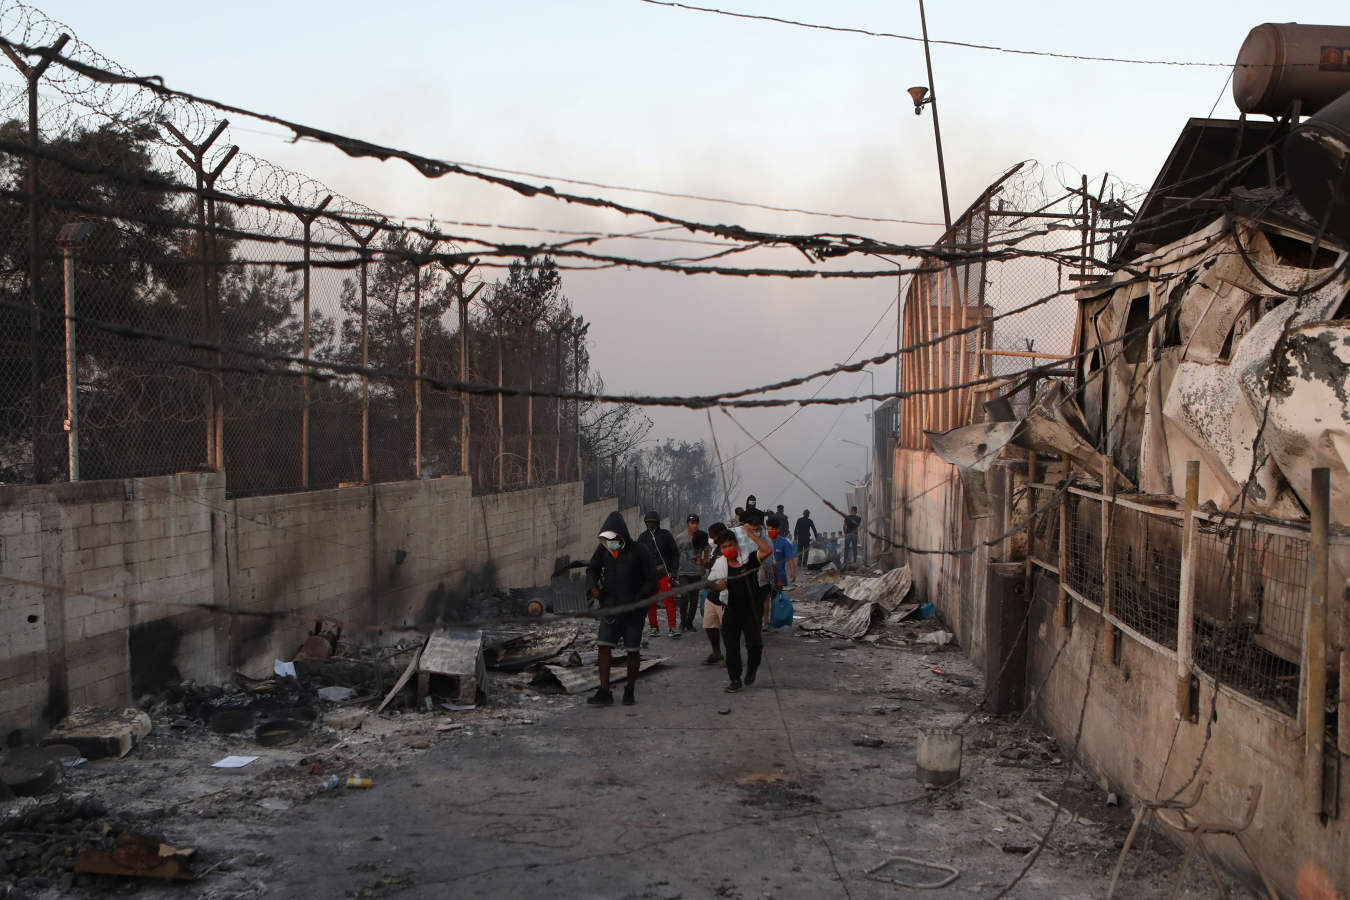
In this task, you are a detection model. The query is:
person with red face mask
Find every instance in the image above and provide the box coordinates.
[700,522,731,665]
[766,516,797,628]
[714,510,773,692]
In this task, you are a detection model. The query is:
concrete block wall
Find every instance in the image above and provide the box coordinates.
[891,448,1006,666]
[1026,574,1349,896]
[0,474,223,735]
[2,471,623,737]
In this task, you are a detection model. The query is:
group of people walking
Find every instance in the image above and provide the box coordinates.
[583,495,849,705]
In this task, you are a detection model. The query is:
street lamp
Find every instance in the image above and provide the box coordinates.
[912,0,952,235]
[840,438,869,484]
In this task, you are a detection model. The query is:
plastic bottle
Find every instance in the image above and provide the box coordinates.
[322,774,340,790]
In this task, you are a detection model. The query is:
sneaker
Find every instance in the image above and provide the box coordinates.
[670,631,682,640]
[745,667,758,686]
[649,627,660,638]
[586,688,614,706]
[725,680,742,693]
[702,654,723,665]
[622,687,635,706]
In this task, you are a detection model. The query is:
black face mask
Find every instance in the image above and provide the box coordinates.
[646,521,658,532]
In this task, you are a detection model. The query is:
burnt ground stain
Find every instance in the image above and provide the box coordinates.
[416,561,499,628]
[129,619,183,697]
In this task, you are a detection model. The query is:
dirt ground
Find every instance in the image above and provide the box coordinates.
[3,592,1263,899]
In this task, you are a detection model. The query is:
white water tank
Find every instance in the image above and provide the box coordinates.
[1233,23,1350,116]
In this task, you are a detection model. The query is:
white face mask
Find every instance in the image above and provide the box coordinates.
[605,540,622,552]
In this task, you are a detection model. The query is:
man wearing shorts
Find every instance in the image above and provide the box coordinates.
[585,511,657,706]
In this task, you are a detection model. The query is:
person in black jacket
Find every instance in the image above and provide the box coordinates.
[638,510,682,639]
[585,511,657,706]
[793,510,819,557]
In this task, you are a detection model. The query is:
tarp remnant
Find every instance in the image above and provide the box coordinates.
[539,656,668,694]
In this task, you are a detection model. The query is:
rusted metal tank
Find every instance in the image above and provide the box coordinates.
[1233,23,1350,116]
[1285,88,1350,239]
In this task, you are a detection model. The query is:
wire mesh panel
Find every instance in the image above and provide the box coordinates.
[1109,504,1182,649]
[1191,521,1308,716]
[1065,492,1103,605]
[1030,485,1060,567]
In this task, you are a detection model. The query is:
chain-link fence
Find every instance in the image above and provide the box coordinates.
[895,162,1137,448]
[0,2,596,498]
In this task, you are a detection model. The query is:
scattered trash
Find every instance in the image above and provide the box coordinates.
[539,655,668,695]
[1034,792,1097,826]
[918,630,954,646]
[0,749,61,797]
[441,703,477,711]
[917,602,936,619]
[718,707,731,715]
[211,755,259,769]
[853,736,885,748]
[43,706,152,760]
[916,728,963,787]
[209,707,255,734]
[258,797,291,811]
[865,856,960,890]
[273,659,297,678]
[1106,792,1121,807]
[417,630,487,708]
[322,774,341,790]
[254,712,314,748]
[75,833,196,881]
[1001,843,1033,854]
[346,775,374,789]
[317,685,357,703]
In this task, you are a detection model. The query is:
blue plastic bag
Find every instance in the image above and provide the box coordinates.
[770,590,794,628]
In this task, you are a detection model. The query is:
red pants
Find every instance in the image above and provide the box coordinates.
[648,576,676,630]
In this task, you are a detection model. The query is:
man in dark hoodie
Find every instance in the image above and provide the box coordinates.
[585,511,658,706]
[638,510,681,639]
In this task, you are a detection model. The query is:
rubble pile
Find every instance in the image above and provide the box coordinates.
[0,793,166,895]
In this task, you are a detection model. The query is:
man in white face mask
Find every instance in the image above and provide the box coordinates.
[585,511,657,706]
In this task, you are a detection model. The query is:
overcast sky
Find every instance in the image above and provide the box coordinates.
[23,0,1348,521]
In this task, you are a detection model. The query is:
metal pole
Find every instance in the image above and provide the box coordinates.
[1055,455,1071,629]
[917,0,952,233]
[1175,460,1200,721]
[301,218,312,490]
[339,219,382,484]
[1305,466,1329,815]
[282,195,331,491]
[553,325,565,482]
[412,257,423,479]
[163,119,231,473]
[1099,451,1116,667]
[574,319,588,483]
[61,248,77,481]
[1,35,69,483]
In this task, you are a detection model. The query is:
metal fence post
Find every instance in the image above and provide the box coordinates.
[280,194,332,491]
[1175,460,1200,721]
[1342,582,1350,762]
[1099,451,1116,667]
[163,120,235,473]
[1025,450,1038,582]
[1055,454,1071,628]
[412,254,423,479]
[2,34,69,482]
[441,262,481,480]
[339,220,383,484]
[57,225,91,480]
[1305,467,1329,815]
[573,319,588,483]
